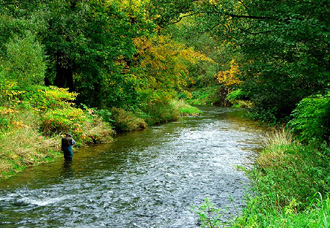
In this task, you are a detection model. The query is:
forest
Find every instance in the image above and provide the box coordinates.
[1,0,330,227]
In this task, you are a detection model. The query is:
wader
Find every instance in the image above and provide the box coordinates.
[62,136,75,161]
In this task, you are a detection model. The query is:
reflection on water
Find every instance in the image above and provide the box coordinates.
[0,106,264,227]
[62,161,74,179]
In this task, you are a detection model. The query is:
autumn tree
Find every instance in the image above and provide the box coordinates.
[215,59,240,90]
[128,34,210,109]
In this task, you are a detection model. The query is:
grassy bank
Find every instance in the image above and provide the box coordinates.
[0,85,200,182]
[193,128,330,227]
[232,129,330,227]
[0,86,115,181]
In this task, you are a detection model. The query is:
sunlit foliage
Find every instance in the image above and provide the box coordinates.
[215,59,241,91]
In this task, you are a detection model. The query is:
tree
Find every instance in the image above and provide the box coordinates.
[36,0,150,108]
[149,0,330,121]
[0,2,47,88]
[1,32,46,86]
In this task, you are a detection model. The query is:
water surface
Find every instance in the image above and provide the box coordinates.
[0,106,264,227]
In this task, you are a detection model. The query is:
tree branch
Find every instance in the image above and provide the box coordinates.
[203,0,276,20]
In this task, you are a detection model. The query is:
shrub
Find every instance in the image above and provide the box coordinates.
[80,115,115,144]
[288,93,330,144]
[40,108,86,136]
[187,86,220,105]
[1,31,46,86]
[226,89,252,108]
[92,108,114,123]
[20,86,77,111]
[111,107,147,132]
[142,101,180,125]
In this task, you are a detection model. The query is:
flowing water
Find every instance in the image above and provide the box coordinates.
[0,106,265,227]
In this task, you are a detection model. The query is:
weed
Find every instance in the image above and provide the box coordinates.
[192,198,226,228]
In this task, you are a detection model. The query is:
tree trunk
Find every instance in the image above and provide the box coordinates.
[54,51,74,92]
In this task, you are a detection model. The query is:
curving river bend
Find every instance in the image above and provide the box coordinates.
[0,106,264,227]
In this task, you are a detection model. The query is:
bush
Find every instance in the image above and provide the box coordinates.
[288,93,330,144]
[226,89,252,108]
[20,86,78,111]
[170,99,202,116]
[142,101,180,125]
[40,108,86,136]
[1,31,46,86]
[80,114,115,144]
[186,86,220,105]
[111,107,147,132]
[92,108,114,124]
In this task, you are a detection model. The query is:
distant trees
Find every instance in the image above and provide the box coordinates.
[2,0,329,124]
[149,0,330,121]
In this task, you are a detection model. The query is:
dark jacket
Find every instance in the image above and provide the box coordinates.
[62,136,76,160]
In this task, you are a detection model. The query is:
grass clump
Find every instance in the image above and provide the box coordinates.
[137,99,201,125]
[111,107,148,132]
[0,114,60,180]
[170,99,202,116]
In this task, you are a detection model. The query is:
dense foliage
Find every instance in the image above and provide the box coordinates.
[1,0,330,226]
[149,0,330,121]
[0,0,206,112]
[0,0,202,180]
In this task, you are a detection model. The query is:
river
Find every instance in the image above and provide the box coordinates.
[0,106,264,227]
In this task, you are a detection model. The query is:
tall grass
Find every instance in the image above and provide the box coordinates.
[231,128,330,227]
[0,111,60,180]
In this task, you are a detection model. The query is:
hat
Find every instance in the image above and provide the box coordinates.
[66,133,72,137]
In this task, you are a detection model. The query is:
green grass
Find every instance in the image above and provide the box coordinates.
[186,86,220,105]
[230,129,330,227]
[170,99,202,116]
[232,194,330,228]
[194,128,330,227]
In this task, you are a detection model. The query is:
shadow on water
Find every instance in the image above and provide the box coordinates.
[0,106,265,227]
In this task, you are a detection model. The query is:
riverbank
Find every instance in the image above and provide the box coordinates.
[230,129,330,227]
[0,106,262,227]
[0,86,201,182]
[193,127,330,227]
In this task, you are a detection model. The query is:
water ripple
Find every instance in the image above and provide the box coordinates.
[0,107,264,227]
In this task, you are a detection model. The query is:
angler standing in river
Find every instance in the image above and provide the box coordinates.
[61,133,76,161]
